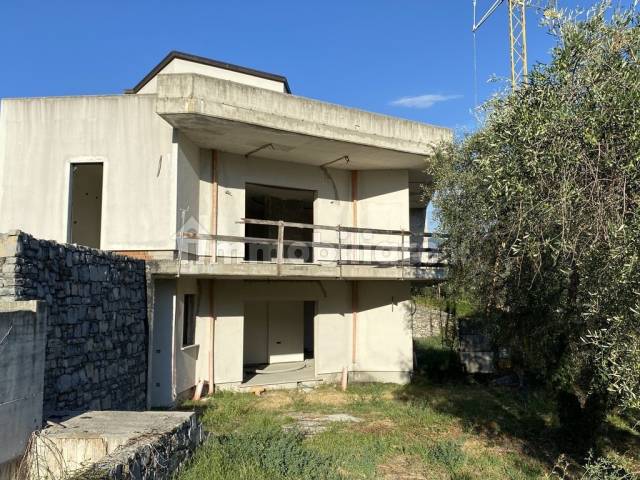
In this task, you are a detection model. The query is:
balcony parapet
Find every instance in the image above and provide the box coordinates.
[150,218,447,282]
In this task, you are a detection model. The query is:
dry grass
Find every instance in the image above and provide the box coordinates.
[376,454,429,480]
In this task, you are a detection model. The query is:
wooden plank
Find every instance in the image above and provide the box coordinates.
[338,225,343,277]
[185,232,278,245]
[338,260,448,268]
[400,229,406,279]
[184,232,440,253]
[238,217,442,238]
[192,379,205,401]
[276,220,284,275]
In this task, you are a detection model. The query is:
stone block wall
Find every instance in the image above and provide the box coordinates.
[0,231,147,417]
[412,304,450,338]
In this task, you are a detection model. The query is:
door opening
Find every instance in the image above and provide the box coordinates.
[303,301,315,359]
[244,183,315,263]
[151,279,176,407]
[69,163,103,248]
[242,299,316,386]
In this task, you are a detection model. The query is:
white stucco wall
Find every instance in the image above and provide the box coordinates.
[0,94,411,256]
[137,58,287,95]
[215,152,353,262]
[244,301,269,365]
[213,153,409,263]
[194,281,214,385]
[354,281,413,374]
[173,277,199,396]
[176,132,201,253]
[357,170,410,263]
[214,280,336,385]
[213,280,245,385]
[172,277,216,397]
[0,95,176,250]
[211,280,412,385]
[314,281,353,376]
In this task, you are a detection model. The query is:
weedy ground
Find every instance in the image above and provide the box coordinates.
[177,338,639,480]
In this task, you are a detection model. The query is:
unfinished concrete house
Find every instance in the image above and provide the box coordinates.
[0,51,450,407]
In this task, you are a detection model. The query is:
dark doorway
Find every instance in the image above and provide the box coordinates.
[303,300,315,359]
[69,163,103,248]
[244,183,314,262]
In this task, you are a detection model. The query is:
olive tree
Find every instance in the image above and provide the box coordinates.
[429,2,640,428]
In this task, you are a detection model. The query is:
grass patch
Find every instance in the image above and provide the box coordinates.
[181,426,339,480]
[414,290,478,318]
[177,338,638,479]
[424,439,467,472]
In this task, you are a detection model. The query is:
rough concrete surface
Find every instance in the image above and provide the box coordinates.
[0,301,46,467]
[284,413,362,436]
[28,411,202,479]
[156,73,452,166]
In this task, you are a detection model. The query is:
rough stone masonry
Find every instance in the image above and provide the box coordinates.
[412,304,450,338]
[0,231,147,417]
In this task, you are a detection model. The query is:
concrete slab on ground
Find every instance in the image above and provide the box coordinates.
[242,359,316,387]
[29,410,198,479]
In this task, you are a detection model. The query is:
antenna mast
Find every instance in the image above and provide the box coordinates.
[473,0,556,89]
[473,0,527,89]
[508,0,528,87]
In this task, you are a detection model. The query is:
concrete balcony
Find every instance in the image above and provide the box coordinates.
[147,258,445,282]
[147,218,446,282]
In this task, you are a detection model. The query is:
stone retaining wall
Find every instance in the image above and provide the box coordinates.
[412,304,450,338]
[0,231,147,417]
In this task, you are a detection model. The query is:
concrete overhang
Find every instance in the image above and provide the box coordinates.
[155,73,453,170]
[148,260,446,282]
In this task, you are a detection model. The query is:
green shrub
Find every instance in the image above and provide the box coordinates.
[423,439,467,473]
[180,425,341,480]
[414,337,462,383]
[581,453,636,480]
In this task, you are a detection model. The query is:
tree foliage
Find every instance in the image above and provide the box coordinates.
[429,2,640,415]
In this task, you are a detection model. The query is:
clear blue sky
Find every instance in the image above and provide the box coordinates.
[0,0,620,134]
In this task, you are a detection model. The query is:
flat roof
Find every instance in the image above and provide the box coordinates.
[156,73,452,170]
[125,50,291,94]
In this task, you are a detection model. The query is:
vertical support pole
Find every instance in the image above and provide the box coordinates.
[400,229,405,279]
[508,0,528,88]
[177,208,186,277]
[208,279,215,394]
[338,224,343,278]
[351,171,358,263]
[519,0,528,79]
[350,171,359,369]
[277,220,284,276]
[351,280,358,366]
[210,150,219,262]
